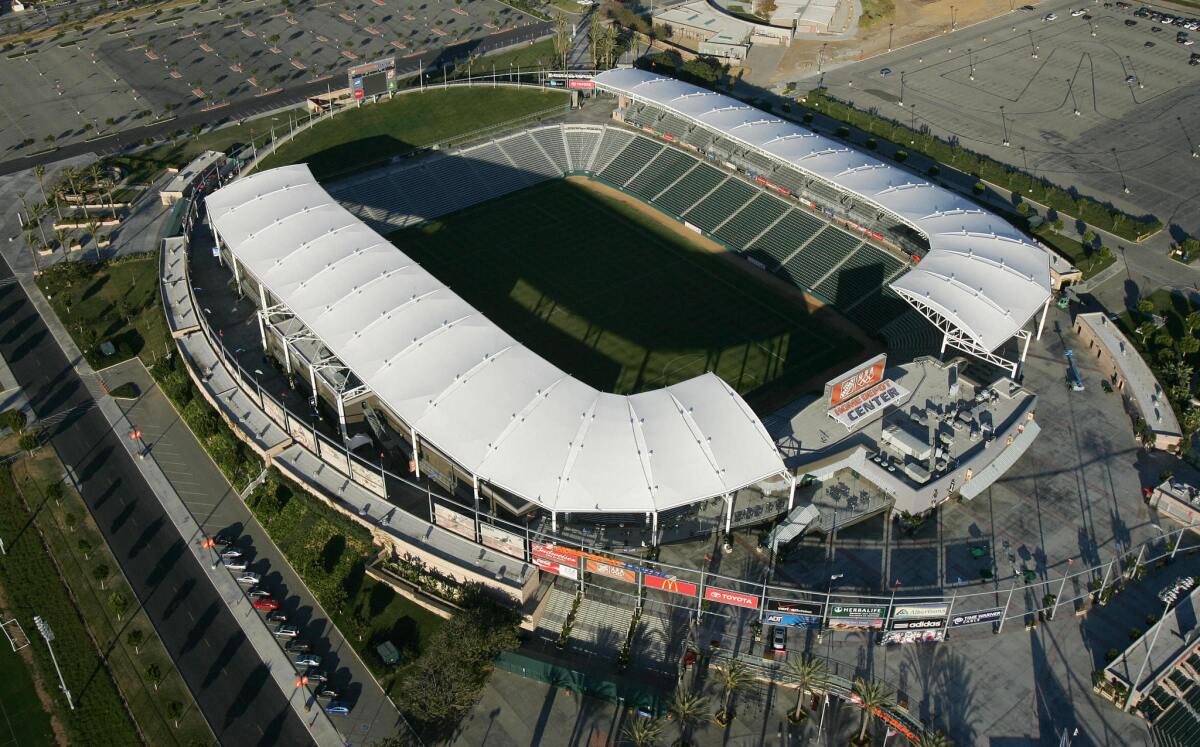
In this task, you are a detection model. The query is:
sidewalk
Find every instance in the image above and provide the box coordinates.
[16,274,345,747]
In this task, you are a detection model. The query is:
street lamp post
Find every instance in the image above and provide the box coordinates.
[1000,105,1010,146]
[898,71,905,107]
[1112,148,1130,194]
[968,48,975,81]
[33,617,73,711]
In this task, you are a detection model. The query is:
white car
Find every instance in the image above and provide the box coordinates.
[1044,12,1058,21]
[223,558,248,571]
[1071,8,1086,16]
[237,571,261,585]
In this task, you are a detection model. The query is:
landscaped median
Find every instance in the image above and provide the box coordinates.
[0,435,211,746]
[799,88,1162,243]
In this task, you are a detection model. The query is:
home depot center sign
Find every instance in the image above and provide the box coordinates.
[824,355,909,429]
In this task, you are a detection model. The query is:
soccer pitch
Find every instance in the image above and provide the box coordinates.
[389,178,862,406]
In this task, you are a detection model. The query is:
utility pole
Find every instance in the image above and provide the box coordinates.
[33,617,73,711]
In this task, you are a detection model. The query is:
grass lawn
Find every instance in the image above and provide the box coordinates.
[859,0,896,27]
[389,178,859,403]
[0,643,56,747]
[36,254,171,369]
[446,37,559,77]
[245,472,443,685]
[259,86,568,181]
[0,450,140,746]
[1033,226,1115,280]
[9,444,213,747]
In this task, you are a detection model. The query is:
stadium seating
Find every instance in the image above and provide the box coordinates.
[598,135,665,187]
[742,209,828,269]
[712,193,788,249]
[681,178,758,233]
[625,149,698,202]
[324,121,938,358]
[655,164,726,218]
[779,226,862,294]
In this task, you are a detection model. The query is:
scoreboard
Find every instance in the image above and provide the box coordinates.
[348,57,397,100]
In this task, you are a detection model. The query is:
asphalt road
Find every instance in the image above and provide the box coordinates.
[0,19,550,178]
[0,259,314,746]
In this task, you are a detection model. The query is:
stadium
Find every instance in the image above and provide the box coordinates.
[204,68,1051,547]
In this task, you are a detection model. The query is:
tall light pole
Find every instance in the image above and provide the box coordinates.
[33,617,73,711]
[1112,148,1130,194]
[1000,105,1010,146]
[967,48,975,81]
[898,71,905,107]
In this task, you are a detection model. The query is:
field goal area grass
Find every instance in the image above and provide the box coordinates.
[389,178,861,406]
[0,619,28,652]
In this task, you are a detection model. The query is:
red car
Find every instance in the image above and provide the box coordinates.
[253,598,280,612]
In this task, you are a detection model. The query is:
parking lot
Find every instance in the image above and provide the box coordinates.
[815,0,1200,238]
[0,0,546,156]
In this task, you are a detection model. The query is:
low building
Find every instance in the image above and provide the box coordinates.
[160,150,226,206]
[1147,479,1200,527]
[655,0,792,61]
[1074,313,1181,451]
[1047,250,1082,291]
[767,0,846,33]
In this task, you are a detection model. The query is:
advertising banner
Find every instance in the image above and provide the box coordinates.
[433,504,475,540]
[531,543,580,567]
[479,524,524,560]
[891,603,950,620]
[949,608,1004,628]
[533,556,578,580]
[880,629,946,645]
[586,558,636,584]
[826,354,887,407]
[764,612,822,628]
[349,460,386,497]
[262,396,286,426]
[644,574,698,597]
[888,618,944,631]
[704,587,759,610]
[827,379,909,429]
[289,416,316,452]
[567,78,595,89]
[317,439,349,475]
[828,604,886,630]
[769,600,824,617]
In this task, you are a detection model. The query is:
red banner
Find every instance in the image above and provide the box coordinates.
[704,587,760,609]
[567,78,595,90]
[754,176,791,197]
[533,556,578,580]
[645,574,698,597]
[532,543,579,566]
[828,357,886,407]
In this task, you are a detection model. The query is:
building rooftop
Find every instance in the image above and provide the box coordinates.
[164,150,225,196]
[1106,585,1200,700]
[1076,312,1181,439]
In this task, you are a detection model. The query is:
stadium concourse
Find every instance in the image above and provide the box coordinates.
[202,70,1052,548]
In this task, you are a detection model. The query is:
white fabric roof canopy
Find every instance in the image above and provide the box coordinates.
[594,68,1051,352]
[206,164,786,514]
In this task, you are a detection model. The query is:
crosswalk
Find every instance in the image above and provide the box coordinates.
[36,400,97,430]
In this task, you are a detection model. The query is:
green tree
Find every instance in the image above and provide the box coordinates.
[126,628,145,654]
[917,730,954,747]
[552,12,570,70]
[715,659,751,723]
[166,700,184,727]
[77,538,92,559]
[93,563,110,589]
[1136,321,1156,346]
[146,663,163,691]
[1137,298,1155,317]
[667,687,709,744]
[0,408,26,433]
[852,677,894,743]
[622,717,663,747]
[110,591,129,621]
[784,653,829,721]
[17,429,39,453]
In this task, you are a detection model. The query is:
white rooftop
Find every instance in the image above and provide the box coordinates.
[1076,313,1181,438]
[655,1,752,43]
[206,164,787,516]
[593,68,1052,352]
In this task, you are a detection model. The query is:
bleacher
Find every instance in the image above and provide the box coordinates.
[626,149,697,202]
[779,226,862,294]
[564,127,603,172]
[681,178,757,233]
[814,244,904,308]
[499,130,559,180]
[532,127,569,174]
[655,164,726,218]
[713,193,788,249]
[743,209,827,269]
[590,128,636,174]
[598,135,664,187]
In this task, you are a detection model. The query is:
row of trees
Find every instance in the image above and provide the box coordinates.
[19,162,122,268]
[622,654,953,746]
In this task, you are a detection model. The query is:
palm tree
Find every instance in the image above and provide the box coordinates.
[33,164,60,220]
[715,659,751,724]
[784,653,829,721]
[852,676,895,743]
[622,717,662,747]
[917,729,953,747]
[668,687,709,745]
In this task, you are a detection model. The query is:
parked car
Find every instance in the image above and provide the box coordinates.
[214,532,237,548]
[325,702,351,716]
[1125,18,1138,25]
[237,572,261,585]
[879,67,892,77]
[246,586,272,599]
[253,598,280,612]
[315,689,338,700]
[1071,8,1086,16]
[223,558,248,571]
[265,610,287,623]
[305,669,328,684]
[1125,74,1139,83]
[286,640,312,653]
[1045,12,1058,21]
[1145,40,1156,47]
[771,626,787,652]
[274,624,299,638]
[294,653,322,668]
[220,549,243,560]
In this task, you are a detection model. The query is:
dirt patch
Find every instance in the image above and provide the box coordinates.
[567,175,883,408]
[776,0,1026,85]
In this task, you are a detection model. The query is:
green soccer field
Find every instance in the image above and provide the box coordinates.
[389,179,862,405]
